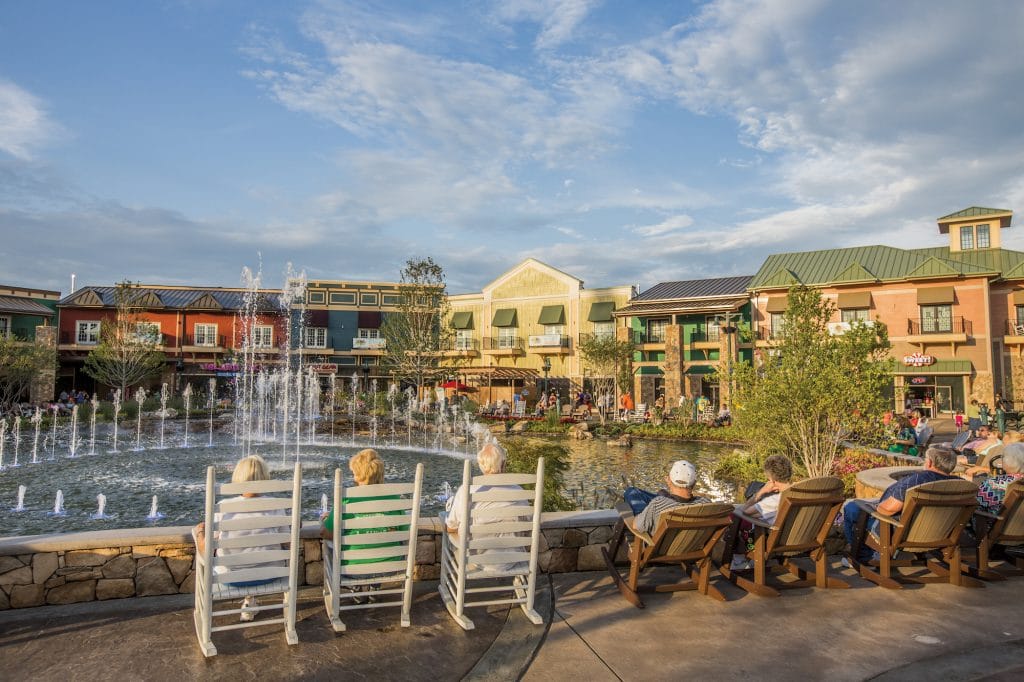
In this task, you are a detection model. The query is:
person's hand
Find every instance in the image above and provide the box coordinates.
[319,511,329,521]
[757,481,778,498]
[195,521,205,534]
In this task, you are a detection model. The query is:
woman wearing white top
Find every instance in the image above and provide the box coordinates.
[730,454,793,571]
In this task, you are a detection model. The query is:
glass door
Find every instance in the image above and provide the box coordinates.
[933,385,952,415]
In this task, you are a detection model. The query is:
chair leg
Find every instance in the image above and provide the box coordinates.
[602,544,644,608]
[284,589,299,645]
[783,557,849,590]
[690,559,727,602]
[515,575,544,625]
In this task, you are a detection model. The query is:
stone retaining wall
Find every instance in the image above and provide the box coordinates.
[0,510,619,610]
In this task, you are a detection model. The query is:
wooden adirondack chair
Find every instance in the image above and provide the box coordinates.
[602,501,736,607]
[322,464,423,632]
[193,462,302,657]
[966,479,1024,579]
[629,404,648,423]
[850,478,983,589]
[719,477,849,597]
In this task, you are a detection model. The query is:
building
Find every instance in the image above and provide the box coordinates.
[291,279,404,383]
[613,276,753,408]
[445,259,634,406]
[748,206,1022,414]
[0,284,61,403]
[56,285,286,395]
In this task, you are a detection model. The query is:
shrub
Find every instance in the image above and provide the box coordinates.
[832,448,891,496]
[500,437,575,512]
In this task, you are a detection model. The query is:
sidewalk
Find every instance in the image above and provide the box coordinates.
[1,566,1022,681]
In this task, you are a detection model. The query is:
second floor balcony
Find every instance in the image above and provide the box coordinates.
[1006,319,1024,343]
[439,338,480,356]
[527,333,570,354]
[483,336,523,354]
[631,330,666,347]
[352,337,387,353]
[183,333,227,349]
[906,316,970,346]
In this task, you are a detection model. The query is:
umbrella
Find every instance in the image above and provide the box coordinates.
[440,380,474,391]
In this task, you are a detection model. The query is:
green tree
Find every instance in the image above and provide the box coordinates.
[380,257,457,399]
[0,333,56,412]
[732,286,892,477]
[500,437,574,511]
[577,333,634,424]
[84,281,166,396]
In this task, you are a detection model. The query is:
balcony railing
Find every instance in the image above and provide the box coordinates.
[907,317,971,336]
[60,331,99,345]
[758,326,783,341]
[528,334,570,349]
[578,332,617,345]
[440,338,480,351]
[690,328,722,344]
[1006,320,1024,336]
[60,331,169,346]
[631,331,665,345]
[184,334,226,347]
[483,336,523,351]
[352,337,387,350]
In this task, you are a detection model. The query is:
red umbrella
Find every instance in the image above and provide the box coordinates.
[440,380,473,391]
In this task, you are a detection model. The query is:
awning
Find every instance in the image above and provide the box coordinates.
[492,308,518,327]
[358,311,382,328]
[765,296,788,313]
[587,301,616,322]
[634,366,664,375]
[1013,290,1024,305]
[917,286,955,305]
[0,296,55,316]
[308,309,329,327]
[684,365,717,375]
[450,311,473,329]
[837,291,872,309]
[538,305,565,325]
[613,298,747,317]
[893,359,972,376]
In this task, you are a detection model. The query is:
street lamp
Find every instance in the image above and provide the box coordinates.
[542,357,551,396]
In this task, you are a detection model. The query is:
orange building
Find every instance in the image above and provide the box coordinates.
[748,207,1021,415]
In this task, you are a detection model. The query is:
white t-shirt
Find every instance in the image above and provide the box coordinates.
[446,484,528,573]
[753,492,782,525]
[212,496,288,575]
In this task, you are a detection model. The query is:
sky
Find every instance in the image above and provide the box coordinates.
[2,0,1024,296]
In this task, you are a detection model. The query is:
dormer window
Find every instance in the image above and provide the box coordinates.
[960,226,974,250]
[977,224,990,248]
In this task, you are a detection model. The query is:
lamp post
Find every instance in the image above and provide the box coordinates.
[542,357,551,397]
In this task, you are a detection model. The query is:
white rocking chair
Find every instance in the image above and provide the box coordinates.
[439,457,545,631]
[193,462,302,658]
[322,463,423,632]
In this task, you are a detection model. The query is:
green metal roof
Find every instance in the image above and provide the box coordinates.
[450,311,473,329]
[937,207,1012,221]
[634,366,664,375]
[749,244,1024,289]
[538,305,565,325]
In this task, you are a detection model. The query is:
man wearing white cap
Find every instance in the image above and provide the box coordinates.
[623,460,710,535]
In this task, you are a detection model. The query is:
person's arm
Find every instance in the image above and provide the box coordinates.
[193,522,207,554]
[875,496,903,516]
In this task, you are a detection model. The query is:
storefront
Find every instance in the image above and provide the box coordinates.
[893,356,970,416]
[684,365,718,407]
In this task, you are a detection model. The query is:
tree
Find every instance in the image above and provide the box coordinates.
[731,286,892,477]
[0,333,56,413]
[380,258,458,399]
[577,333,634,424]
[84,281,166,396]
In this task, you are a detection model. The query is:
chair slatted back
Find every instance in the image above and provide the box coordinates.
[766,477,845,556]
[331,464,424,577]
[892,479,978,552]
[990,480,1024,547]
[203,462,301,586]
[460,463,544,570]
[646,503,735,562]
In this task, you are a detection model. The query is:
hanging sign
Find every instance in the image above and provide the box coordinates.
[902,352,935,367]
[909,376,930,385]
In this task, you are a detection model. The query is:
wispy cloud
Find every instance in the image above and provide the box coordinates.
[0,79,62,160]
[496,0,600,50]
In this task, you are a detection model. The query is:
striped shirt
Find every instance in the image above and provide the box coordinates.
[635,493,710,536]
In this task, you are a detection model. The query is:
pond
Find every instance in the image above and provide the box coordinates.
[0,432,740,538]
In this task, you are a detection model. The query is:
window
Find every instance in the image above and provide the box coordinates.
[497,326,518,349]
[592,321,615,338]
[977,224,991,248]
[194,323,218,346]
[77,321,101,345]
[920,305,952,333]
[1016,305,1024,326]
[0,316,9,338]
[960,226,974,250]
[358,328,380,339]
[133,322,161,344]
[646,319,667,343]
[841,308,870,323]
[705,316,723,342]
[360,293,379,306]
[382,294,404,306]
[253,325,273,348]
[335,356,356,366]
[329,292,356,305]
[455,329,474,350]
[544,324,565,336]
[307,290,325,304]
[305,327,327,348]
[770,312,786,338]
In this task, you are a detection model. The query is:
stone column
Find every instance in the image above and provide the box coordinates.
[663,324,684,408]
[31,325,57,404]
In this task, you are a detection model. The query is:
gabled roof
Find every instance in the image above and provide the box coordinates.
[633,275,752,302]
[937,206,1012,222]
[58,286,281,312]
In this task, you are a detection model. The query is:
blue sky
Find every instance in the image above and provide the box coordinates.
[2,0,1024,295]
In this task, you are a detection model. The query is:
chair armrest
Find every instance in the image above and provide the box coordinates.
[732,506,774,530]
[614,501,635,523]
[854,499,902,527]
[973,509,1000,521]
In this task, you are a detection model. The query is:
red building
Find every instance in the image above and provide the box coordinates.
[56,285,286,395]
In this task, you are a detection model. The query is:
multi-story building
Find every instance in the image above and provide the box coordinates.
[613,276,754,408]
[0,284,61,402]
[291,279,404,384]
[56,285,286,395]
[748,206,1021,414]
[445,258,634,405]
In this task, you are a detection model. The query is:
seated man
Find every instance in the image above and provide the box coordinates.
[959,425,1001,465]
[842,446,958,564]
[623,460,710,536]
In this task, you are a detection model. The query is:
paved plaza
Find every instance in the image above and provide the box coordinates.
[1,563,1022,681]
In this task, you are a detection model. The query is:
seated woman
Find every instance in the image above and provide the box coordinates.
[193,454,286,622]
[729,455,793,571]
[973,442,1024,514]
[320,449,405,599]
[888,416,918,456]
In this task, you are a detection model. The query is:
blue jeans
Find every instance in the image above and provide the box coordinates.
[623,487,657,516]
[842,499,880,562]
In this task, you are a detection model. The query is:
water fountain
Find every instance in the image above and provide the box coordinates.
[91,493,110,520]
[49,404,59,459]
[319,493,329,517]
[158,382,169,449]
[146,495,164,521]
[111,388,122,453]
[30,407,42,464]
[0,418,6,469]
[207,378,215,447]
[328,373,337,444]
[349,372,358,445]
[68,404,79,458]
[12,416,20,467]
[13,484,27,512]
[388,383,398,446]
[89,393,99,455]
[50,490,66,516]
[134,387,146,451]
[182,383,192,448]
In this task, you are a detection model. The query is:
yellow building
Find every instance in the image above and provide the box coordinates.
[445,259,635,406]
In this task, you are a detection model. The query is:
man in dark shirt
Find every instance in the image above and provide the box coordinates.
[623,460,710,535]
[842,446,958,563]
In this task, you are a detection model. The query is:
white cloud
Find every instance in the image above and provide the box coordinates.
[632,214,693,237]
[496,0,600,50]
[0,80,61,160]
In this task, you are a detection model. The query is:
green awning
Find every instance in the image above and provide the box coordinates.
[538,305,565,325]
[684,365,717,375]
[450,311,473,329]
[587,301,616,322]
[634,366,664,375]
[893,359,972,375]
[492,308,518,327]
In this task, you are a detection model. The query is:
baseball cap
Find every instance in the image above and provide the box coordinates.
[669,460,697,488]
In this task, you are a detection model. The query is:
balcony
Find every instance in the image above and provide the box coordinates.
[755,326,783,345]
[528,334,570,354]
[578,332,617,346]
[183,333,227,352]
[631,330,666,350]
[689,328,721,350]
[351,337,387,355]
[906,317,970,347]
[438,338,480,357]
[1004,320,1024,346]
[483,336,524,355]
[58,331,171,351]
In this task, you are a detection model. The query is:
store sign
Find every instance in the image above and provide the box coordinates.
[201,363,240,372]
[309,363,338,374]
[902,353,935,367]
[909,376,930,385]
